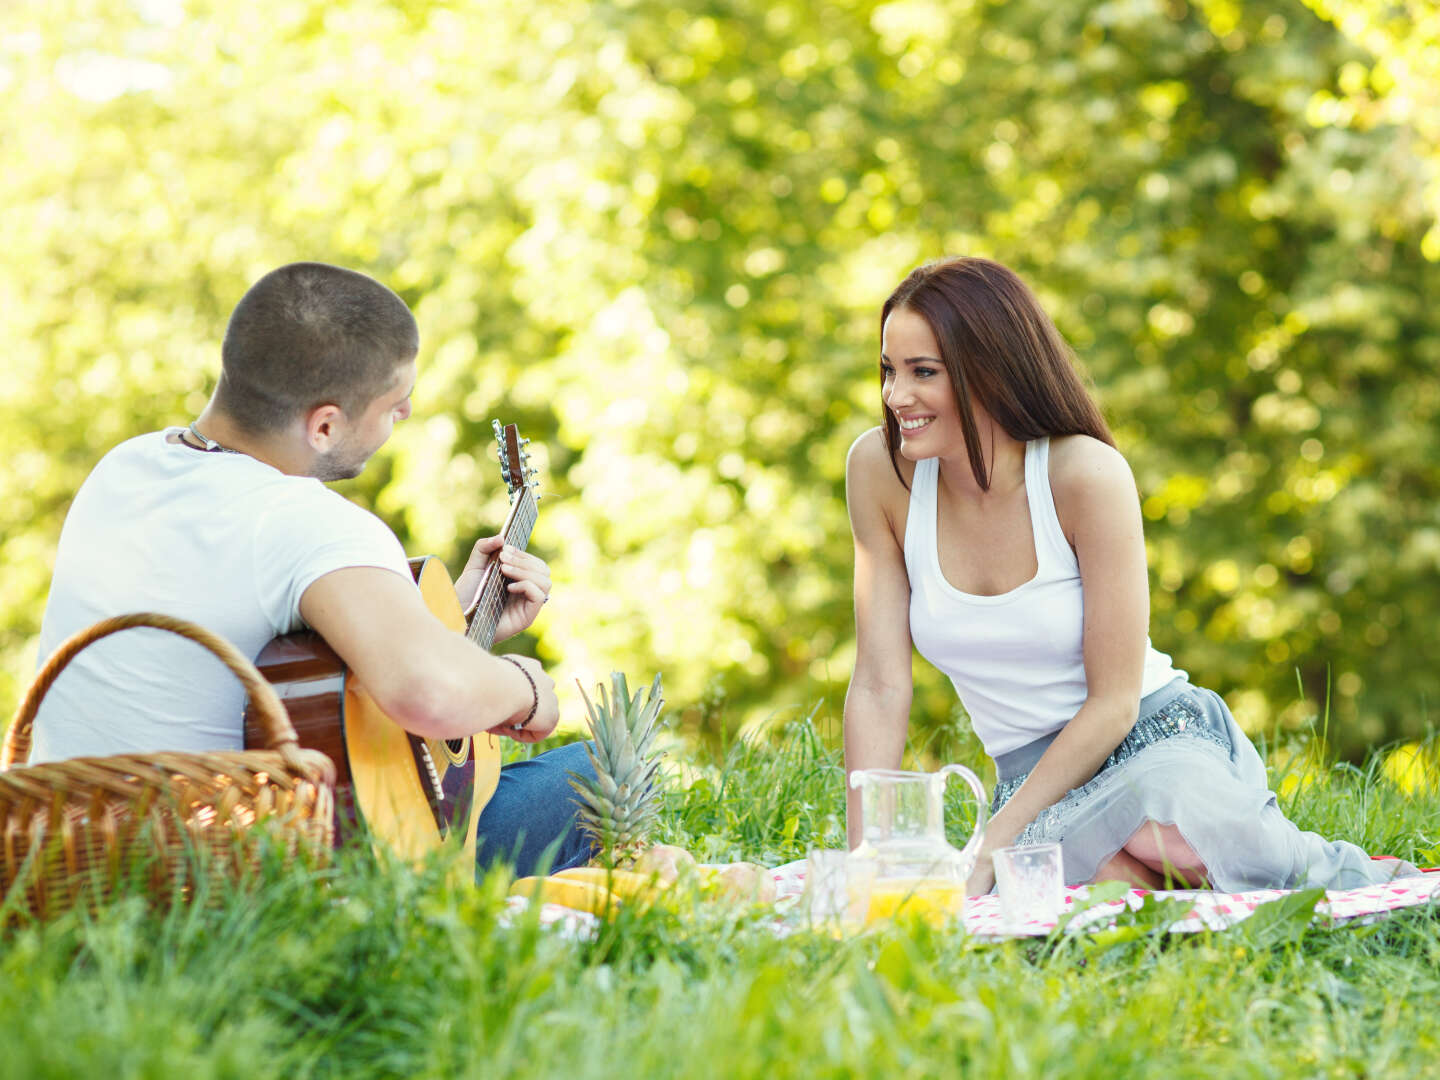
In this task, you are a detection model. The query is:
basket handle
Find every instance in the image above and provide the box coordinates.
[3,612,306,774]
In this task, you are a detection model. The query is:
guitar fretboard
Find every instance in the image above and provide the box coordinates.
[465,489,539,652]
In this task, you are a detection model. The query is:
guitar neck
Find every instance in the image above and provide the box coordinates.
[464,488,539,652]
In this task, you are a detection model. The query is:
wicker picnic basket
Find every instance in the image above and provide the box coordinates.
[0,612,337,921]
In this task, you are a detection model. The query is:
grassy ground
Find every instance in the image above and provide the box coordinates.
[0,715,1435,1080]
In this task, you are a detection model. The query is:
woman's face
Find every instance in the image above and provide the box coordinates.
[881,306,969,461]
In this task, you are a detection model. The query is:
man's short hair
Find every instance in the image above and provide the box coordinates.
[215,263,419,432]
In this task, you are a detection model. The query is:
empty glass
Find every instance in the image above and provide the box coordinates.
[803,848,875,927]
[992,842,1064,933]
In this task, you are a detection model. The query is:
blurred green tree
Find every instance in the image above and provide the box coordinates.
[1,0,1436,758]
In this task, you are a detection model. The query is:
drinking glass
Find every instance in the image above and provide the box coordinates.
[804,848,875,926]
[992,842,1063,933]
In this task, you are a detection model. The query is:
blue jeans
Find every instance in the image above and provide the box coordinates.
[475,740,598,878]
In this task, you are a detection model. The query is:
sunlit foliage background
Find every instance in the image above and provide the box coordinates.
[2,0,1438,760]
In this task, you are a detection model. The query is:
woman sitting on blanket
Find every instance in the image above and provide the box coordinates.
[843,256,1421,896]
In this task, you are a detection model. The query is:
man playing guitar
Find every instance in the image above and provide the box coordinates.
[30,262,595,875]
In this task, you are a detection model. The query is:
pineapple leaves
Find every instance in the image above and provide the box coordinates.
[568,672,666,868]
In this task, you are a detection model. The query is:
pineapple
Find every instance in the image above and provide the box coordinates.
[569,672,665,868]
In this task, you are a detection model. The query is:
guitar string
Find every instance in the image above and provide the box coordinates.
[466,493,539,649]
[472,506,534,649]
[473,497,537,632]
[431,495,536,784]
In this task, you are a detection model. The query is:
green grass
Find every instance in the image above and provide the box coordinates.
[1,714,1436,1079]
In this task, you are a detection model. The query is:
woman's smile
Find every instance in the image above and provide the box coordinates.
[882,306,957,457]
[897,414,935,433]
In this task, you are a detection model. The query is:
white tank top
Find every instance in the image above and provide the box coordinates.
[904,437,1184,757]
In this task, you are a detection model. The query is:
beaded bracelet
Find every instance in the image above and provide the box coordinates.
[500,655,539,730]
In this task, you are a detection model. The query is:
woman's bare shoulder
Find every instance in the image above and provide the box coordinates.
[1047,435,1138,536]
[846,427,914,546]
[1048,434,1134,491]
[847,426,915,486]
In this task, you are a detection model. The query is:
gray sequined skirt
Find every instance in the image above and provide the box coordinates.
[991,678,1419,891]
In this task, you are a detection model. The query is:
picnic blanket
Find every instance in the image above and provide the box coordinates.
[507,862,1440,941]
[770,859,1440,939]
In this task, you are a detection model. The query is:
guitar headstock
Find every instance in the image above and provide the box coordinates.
[492,419,541,503]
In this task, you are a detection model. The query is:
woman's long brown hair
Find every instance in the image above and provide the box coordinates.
[881,257,1114,490]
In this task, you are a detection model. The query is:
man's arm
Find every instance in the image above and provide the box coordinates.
[298,566,559,740]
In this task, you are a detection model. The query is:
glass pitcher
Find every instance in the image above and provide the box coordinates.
[848,765,989,922]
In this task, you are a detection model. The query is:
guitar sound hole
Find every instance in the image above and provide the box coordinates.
[435,735,470,767]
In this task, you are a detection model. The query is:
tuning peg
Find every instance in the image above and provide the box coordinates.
[519,436,530,446]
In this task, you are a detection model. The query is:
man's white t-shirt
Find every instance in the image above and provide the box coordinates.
[30,430,411,764]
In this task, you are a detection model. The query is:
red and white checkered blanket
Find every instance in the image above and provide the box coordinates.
[504,863,1439,940]
[767,859,1440,939]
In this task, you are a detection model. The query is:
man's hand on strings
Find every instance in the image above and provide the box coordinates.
[455,534,552,644]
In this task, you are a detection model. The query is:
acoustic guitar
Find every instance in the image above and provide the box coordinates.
[243,420,540,864]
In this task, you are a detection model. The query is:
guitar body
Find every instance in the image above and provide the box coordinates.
[245,555,501,865]
[246,419,536,867]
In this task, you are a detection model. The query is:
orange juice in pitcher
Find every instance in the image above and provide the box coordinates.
[864,876,968,925]
[849,764,988,927]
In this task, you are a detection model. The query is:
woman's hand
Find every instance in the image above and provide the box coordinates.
[966,856,996,898]
[455,535,552,643]
[966,813,1021,896]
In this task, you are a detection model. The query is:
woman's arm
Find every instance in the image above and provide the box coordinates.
[843,429,916,849]
[967,436,1152,893]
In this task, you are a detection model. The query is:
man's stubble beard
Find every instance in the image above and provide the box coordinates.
[310,443,372,482]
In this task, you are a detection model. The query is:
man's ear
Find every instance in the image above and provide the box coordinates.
[303,403,347,451]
